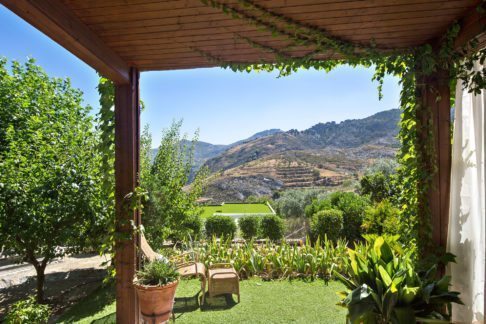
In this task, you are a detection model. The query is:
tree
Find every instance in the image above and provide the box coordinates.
[142,121,207,247]
[274,189,324,218]
[0,59,106,302]
[359,159,398,203]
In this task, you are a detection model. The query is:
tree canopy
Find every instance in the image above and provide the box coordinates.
[0,59,106,301]
[142,121,207,247]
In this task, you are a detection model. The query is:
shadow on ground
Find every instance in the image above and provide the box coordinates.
[173,291,237,321]
[90,291,238,324]
[0,268,106,320]
[60,282,115,323]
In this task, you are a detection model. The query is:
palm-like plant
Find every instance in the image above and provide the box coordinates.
[334,236,462,323]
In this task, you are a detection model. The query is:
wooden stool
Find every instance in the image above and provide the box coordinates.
[208,263,240,303]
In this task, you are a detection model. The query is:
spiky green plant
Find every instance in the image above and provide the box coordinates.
[134,260,179,286]
[174,236,347,281]
[334,236,462,323]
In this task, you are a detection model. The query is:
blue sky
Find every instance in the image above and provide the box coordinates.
[0,5,400,146]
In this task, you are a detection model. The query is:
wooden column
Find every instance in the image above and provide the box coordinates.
[115,68,140,324]
[416,67,452,255]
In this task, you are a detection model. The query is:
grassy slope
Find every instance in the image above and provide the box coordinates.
[58,279,346,323]
[200,203,273,218]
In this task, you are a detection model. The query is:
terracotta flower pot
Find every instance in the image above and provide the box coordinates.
[134,280,179,323]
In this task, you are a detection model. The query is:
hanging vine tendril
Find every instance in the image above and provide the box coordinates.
[196,0,486,258]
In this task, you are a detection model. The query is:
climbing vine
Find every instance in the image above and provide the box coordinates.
[198,0,486,258]
[96,76,116,278]
[97,77,151,278]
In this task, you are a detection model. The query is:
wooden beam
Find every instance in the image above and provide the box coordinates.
[454,5,486,49]
[416,67,451,257]
[115,68,140,324]
[0,0,130,84]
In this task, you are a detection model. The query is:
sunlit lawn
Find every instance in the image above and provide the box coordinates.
[58,278,346,323]
[200,203,273,218]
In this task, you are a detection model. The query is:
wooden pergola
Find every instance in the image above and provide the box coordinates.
[1,0,484,322]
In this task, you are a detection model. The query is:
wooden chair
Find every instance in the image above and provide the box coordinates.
[140,233,207,304]
[208,263,240,303]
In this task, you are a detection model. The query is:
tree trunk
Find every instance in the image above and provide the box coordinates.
[30,257,48,303]
[35,265,46,303]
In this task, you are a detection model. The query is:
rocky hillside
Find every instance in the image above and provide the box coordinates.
[152,129,283,172]
[197,109,400,202]
[204,109,400,173]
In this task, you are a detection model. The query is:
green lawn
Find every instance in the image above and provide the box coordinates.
[58,279,346,323]
[201,203,273,218]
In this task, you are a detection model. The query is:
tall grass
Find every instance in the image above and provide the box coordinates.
[176,237,348,282]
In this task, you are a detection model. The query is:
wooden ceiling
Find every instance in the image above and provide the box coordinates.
[2,0,483,83]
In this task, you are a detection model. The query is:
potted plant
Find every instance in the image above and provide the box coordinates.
[133,259,180,323]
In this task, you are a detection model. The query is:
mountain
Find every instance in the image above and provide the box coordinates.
[203,109,400,173]
[152,109,400,202]
[200,109,400,202]
[230,129,283,147]
[151,128,283,172]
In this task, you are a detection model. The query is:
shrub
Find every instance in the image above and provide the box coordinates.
[304,198,332,218]
[260,215,285,241]
[205,216,237,238]
[359,159,399,203]
[134,260,179,286]
[310,209,343,242]
[306,192,369,242]
[180,214,203,240]
[5,296,51,324]
[335,236,461,322]
[239,216,260,240]
[361,199,400,235]
[328,192,370,242]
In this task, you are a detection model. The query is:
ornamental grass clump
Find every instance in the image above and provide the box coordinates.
[134,260,179,286]
[334,235,462,323]
[180,236,347,281]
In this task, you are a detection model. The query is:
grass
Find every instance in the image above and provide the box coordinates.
[57,283,116,324]
[58,278,346,323]
[200,203,273,218]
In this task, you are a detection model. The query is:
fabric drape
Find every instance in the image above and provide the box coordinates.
[447,61,485,324]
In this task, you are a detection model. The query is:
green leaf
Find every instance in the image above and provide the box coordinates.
[435,275,451,292]
[373,236,385,258]
[378,265,393,287]
[401,286,419,304]
[392,306,415,324]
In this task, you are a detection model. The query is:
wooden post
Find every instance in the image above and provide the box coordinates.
[416,66,451,256]
[115,67,141,324]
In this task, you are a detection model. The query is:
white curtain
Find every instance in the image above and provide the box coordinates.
[448,61,485,324]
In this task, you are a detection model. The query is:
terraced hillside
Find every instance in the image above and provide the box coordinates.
[197,109,400,202]
[203,109,400,174]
